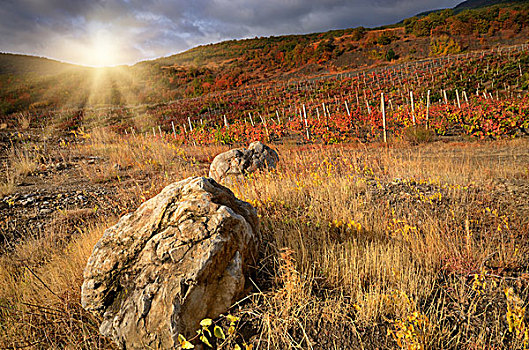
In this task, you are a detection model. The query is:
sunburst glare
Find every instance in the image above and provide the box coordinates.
[82,31,120,67]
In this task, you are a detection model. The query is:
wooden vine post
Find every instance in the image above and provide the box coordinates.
[410,91,416,125]
[302,104,310,140]
[426,90,430,129]
[259,113,269,139]
[381,93,387,143]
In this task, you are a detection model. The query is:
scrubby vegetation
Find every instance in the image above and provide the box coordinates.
[1,128,528,348]
[1,1,529,348]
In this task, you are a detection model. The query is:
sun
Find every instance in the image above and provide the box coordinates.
[85,32,120,67]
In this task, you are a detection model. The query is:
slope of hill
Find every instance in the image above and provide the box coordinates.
[454,0,528,10]
[0,53,81,75]
[1,0,529,116]
[114,0,529,99]
[415,0,529,15]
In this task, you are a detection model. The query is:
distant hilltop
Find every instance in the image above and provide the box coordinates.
[455,0,529,11]
[414,0,529,18]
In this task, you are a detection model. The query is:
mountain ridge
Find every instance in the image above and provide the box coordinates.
[455,0,528,10]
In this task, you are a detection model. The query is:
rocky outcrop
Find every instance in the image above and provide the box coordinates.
[209,141,279,183]
[81,177,259,349]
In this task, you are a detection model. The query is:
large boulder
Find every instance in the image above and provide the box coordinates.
[209,141,279,183]
[81,177,259,349]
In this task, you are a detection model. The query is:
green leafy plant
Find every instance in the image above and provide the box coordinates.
[177,314,243,349]
[178,334,195,349]
[388,311,430,349]
[505,288,529,349]
[385,48,397,61]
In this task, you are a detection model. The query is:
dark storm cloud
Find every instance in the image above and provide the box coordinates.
[0,0,462,65]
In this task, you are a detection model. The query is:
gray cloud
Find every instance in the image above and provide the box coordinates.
[0,0,462,66]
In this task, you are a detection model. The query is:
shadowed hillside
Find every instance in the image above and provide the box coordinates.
[454,0,528,10]
[0,53,80,75]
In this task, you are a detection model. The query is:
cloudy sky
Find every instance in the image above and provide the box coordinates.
[0,0,462,66]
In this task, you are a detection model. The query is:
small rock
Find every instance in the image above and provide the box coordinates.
[21,198,35,206]
[209,141,279,183]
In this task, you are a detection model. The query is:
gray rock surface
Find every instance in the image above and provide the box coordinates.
[209,141,279,183]
[81,176,259,349]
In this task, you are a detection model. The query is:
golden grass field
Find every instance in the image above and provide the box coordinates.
[1,128,528,349]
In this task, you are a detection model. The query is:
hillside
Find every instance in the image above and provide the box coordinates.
[0,53,80,75]
[414,0,527,17]
[454,0,528,10]
[146,0,529,74]
[1,0,529,115]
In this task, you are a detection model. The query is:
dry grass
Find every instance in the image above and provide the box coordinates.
[11,148,39,179]
[0,146,40,197]
[0,168,16,197]
[16,113,32,130]
[228,140,529,348]
[1,135,529,349]
[76,128,207,181]
[401,125,437,145]
[0,217,116,349]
